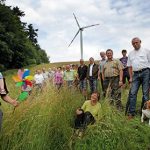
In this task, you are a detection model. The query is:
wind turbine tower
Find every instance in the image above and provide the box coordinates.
[68,13,99,59]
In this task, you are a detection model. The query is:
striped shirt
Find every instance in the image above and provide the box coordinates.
[103,59,123,77]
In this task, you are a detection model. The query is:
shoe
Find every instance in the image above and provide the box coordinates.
[76,128,84,138]
[78,131,83,138]
[127,114,134,120]
[0,89,6,95]
[74,129,79,135]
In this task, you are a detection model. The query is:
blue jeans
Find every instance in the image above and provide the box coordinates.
[79,79,87,90]
[89,77,97,94]
[128,68,150,116]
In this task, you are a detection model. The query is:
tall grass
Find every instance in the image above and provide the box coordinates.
[0,65,150,150]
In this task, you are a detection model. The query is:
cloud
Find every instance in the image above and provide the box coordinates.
[5,0,150,62]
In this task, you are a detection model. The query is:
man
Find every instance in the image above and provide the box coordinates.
[42,68,49,81]
[33,69,44,90]
[127,37,150,118]
[78,59,88,99]
[42,68,49,86]
[102,49,123,110]
[98,52,106,96]
[63,65,75,87]
[120,50,130,87]
[72,64,79,89]
[87,57,99,94]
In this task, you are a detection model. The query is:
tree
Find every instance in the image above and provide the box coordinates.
[27,24,38,44]
[0,3,49,70]
[12,6,25,17]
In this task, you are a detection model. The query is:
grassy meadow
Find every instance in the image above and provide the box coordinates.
[0,63,150,150]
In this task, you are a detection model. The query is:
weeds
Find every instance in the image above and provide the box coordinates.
[0,66,150,150]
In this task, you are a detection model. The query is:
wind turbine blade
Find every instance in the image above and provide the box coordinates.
[82,24,99,29]
[68,30,80,47]
[73,13,80,28]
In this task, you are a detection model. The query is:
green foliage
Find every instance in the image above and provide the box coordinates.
[0,3,49,70]
[26,59,37,65]
[0,64,5,71]
[27,24,38,44]
[12,6,25,17]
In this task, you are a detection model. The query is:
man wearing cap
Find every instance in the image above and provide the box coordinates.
[127,37,150,118]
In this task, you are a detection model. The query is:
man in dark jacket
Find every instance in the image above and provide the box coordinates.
[87,57,99,94]
[78,59,88,99]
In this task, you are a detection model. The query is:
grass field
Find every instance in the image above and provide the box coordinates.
[0,63,150,150]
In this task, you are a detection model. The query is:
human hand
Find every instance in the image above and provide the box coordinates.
[76,109,83,115]
[129,78,132,83]
[119,81,123,87]
[12,99,19,107]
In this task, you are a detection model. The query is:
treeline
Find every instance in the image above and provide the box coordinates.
[0,0,49,70]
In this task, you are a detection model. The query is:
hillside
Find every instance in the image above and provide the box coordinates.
[0,64,150,150]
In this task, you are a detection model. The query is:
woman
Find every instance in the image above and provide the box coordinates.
[74,92,101,136]
[54,67,63,90]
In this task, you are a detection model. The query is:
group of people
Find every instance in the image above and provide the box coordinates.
[73,37,150,136]
[0,37,150,134]
[33,65,78,91]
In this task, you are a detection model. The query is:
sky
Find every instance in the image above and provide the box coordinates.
[5,0,150,62]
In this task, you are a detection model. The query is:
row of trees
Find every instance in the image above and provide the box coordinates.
[0,0,49,70]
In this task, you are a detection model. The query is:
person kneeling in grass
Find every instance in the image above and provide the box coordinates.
[74,92,101,137]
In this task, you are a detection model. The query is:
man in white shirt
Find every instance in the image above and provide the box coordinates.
[34,70,44,90]
[127,37,150,118]
[87,57,99,94]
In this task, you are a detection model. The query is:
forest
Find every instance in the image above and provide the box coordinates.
[0,0,49,71]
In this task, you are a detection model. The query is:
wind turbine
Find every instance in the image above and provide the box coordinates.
[68,13,99,59]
